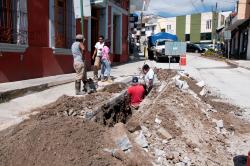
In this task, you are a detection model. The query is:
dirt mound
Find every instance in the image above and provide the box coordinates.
[101,83,128,93]
[0,90,127,166]
[0,116,121,166]
[32,92,112,120]
[155,68,177,81]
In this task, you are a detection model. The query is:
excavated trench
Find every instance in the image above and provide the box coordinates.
[92,91,132,127]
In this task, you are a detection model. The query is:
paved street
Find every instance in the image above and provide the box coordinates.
[154,53,250,110]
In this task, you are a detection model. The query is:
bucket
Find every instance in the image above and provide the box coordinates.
[180,54,186,66]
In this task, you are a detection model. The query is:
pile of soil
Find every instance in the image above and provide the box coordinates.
[0,117,121,166]
[0,84,129,166]
[154,68,177,81]
[101,83,128,94]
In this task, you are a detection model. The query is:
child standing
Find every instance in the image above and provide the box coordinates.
[101,40,112,82]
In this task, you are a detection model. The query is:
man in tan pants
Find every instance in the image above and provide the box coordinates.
[71,34,87,95]
[92,35,104,80]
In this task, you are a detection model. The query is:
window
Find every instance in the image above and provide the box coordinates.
[206,19,212,29]
[185,34,190,41]
[54,0,67,48]
[0,0,28,45]
[161,28,165,32]
[50,0,75,49]
[167,25,171,31]
[200,33,212,41]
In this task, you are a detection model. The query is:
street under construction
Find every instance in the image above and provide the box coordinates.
[0,69,249,166]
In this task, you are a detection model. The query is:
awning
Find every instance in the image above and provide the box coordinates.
[225,18,248,31]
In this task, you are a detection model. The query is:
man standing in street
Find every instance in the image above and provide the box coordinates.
[92,35,105,80]
[71,34,88,95]
[142,64,155,93]
[127,76,145,110]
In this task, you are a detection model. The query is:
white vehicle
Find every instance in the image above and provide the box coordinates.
[153,39,185,62]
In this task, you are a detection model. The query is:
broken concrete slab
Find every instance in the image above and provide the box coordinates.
[199,88,207,96]
[111,123,133,151]
[134,130,148,148]
[175,78,189,90]
[196,80,205,87]
[157,127,173,140]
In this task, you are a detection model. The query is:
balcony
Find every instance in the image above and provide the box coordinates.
[90,0,107,7]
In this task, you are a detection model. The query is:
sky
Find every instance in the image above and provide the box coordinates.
[145,0,237,17]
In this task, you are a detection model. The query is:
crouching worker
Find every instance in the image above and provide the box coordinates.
[71,34,88,95]
[142,64,155,94]
[127,76,145,111]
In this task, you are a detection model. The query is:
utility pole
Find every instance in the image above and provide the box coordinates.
[212,2,218,50]
[80,0,84,40]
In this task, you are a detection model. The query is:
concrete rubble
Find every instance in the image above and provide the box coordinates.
[157,127,173,140]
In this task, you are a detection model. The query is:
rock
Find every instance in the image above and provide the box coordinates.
[84,111,94,119]
[199,88,207,96]
[154,149,166,157]
[111,123,133,151]
[68,109,74,116]
[156,157,164,164]
[193,148,200,153]
[216,120,224,129]
[135,130,148,148]
[196,80,205,87]
[166,153,174,160]
[155,118,162,124]
[207,109,217,113]
[112,149,127,161]
[235,111,243,117]
[182,156,191,164]
[157,127,173,140]
[162,140,169,144]
[175,162,185,166]
[141,126,152,138]
[126,120,141,133]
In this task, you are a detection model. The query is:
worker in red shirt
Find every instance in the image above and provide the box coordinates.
[127,76,145,110]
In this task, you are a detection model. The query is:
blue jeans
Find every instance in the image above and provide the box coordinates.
[101,59,111,78]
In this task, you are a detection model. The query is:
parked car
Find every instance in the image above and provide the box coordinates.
[186,43,203,53]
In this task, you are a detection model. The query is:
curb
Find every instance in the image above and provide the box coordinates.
[0,78,75,103]
[226,60,250,71]
[225,60,239,68]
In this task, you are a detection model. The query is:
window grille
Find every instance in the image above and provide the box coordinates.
[0,0,28,45]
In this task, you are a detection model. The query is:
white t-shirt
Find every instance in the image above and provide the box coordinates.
[144,68,154,87]
[95,42,104,57]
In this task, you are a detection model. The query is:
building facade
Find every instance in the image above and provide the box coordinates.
[225,0,250,60]
[145,11,230,43]
[0,0,129,83]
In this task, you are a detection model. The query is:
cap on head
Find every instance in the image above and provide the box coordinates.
[76,34,84,40]
[142,64,150,71]
[132,76,139,84]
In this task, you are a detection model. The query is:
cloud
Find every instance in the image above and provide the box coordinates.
[145,0,236,17]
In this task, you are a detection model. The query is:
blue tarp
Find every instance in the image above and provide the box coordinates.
[148,32,178,46]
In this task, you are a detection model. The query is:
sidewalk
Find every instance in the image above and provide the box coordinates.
[0,59,147,103]
[0,73,75,103]
[226,59,250,70]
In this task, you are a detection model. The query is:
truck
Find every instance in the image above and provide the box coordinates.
[147,32,186,62]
